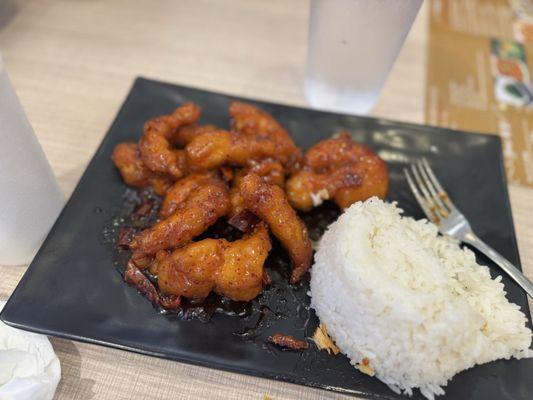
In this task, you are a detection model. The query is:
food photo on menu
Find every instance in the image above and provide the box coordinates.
[0,1,531,400]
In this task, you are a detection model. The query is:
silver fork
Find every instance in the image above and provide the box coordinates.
[404,158,533,298]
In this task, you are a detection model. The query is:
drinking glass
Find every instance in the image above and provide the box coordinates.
[304,0,423,115]
[0,55,63,265]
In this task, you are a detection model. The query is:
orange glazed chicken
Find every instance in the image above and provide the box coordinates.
[111,101,388,311]
[286,132,388,211]
[157,223,271,302]
[129,175,230,259]
[239,173,313,284]
[139,102,200,178]
[111,142,173,196]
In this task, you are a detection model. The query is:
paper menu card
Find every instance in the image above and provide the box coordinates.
[426,0,533,186]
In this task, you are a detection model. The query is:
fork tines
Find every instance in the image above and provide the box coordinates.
[404,158,456,224]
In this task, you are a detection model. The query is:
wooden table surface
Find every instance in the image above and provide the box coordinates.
[0,1,531,399]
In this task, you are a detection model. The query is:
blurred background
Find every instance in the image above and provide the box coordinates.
[0,0,426,198]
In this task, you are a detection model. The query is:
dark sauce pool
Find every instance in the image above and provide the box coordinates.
[101,187,340,335]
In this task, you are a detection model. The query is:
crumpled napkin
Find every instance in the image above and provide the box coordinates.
[0,301,61,400]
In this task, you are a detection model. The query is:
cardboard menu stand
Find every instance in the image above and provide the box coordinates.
[426,0,533,186]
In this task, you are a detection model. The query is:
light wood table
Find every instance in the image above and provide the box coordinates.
[0,1,531,399]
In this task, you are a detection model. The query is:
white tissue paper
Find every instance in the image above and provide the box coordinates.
[0,301,61,400]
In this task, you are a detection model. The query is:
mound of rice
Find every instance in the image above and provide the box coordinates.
[310,198,532,399]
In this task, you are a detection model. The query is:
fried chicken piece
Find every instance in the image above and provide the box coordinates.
[333,154,388,209]
[112,142,150,186]
[139,102,201,178]
[267,334,309,350]
[239,173,312,284]
[112,142,173,196]
[220,114,288,219]
[285,166,361,211]
[141,133,188,179]
[157,239,224,300]
[286,133,388,210]
[246,159,285,187]
[228,160,285,218]
[130,176,230,259]
[229,101,301,168]
[159,171,217,219]
[158,223,271,302]
[303,131,368,171]
[147,249,170,276]
[215,223,271,301]
[186,129,298,171]
[229,184,246,219]
[230,101,288,142]
[140,131,188,179]
[150,178,174,198]
[171,124,217,148]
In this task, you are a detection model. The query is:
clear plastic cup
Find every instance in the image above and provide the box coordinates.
[304,0,423,115]
[0,55,64,265]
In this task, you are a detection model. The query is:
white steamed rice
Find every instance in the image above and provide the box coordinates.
[310,198,532,399]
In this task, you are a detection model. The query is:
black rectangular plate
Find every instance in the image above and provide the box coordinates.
[2,78,532,400]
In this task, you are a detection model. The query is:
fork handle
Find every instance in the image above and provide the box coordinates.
[463,232,533,298]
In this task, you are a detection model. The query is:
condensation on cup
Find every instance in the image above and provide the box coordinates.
[304,0,423,115]
[0,55,64,265]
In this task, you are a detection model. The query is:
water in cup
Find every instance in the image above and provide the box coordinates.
[304,0,423,115]
[0,55,64,265]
